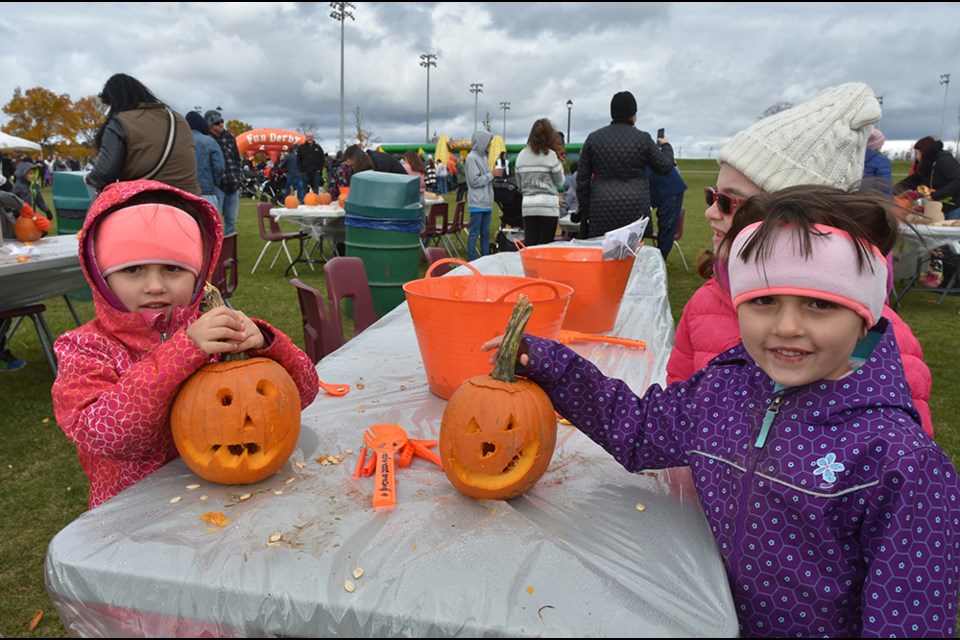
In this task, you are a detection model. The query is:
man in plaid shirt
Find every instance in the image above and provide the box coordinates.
[205,110,243,235]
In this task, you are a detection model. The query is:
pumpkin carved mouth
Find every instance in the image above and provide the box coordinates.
[447,440,541,491]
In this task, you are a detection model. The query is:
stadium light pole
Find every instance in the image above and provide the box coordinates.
[500,101,510,140]
[566,99,573,142]
[470,83,483,132]
[940,74,951,140]
[330,2,355,152]
[420,53,437,143]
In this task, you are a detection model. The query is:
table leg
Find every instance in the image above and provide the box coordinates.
[285,232,310,277]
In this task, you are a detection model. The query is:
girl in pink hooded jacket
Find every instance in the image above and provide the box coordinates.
[666,83,933,437]
[52,180,319,509]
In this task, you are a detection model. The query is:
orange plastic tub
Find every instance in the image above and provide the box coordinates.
[403,258,573,400]
[520,246,634,333]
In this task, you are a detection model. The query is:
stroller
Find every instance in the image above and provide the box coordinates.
[492,176,523,252]
[258,166,287,206]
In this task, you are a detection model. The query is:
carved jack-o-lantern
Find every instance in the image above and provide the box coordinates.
[439,296,557,500]
[170,285,302,485]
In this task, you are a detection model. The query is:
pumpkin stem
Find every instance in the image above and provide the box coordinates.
[203,282,249,362]
[490,294,533,383]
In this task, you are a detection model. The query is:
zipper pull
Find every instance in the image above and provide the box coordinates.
[160,332,168,342]
[754,395,783,449]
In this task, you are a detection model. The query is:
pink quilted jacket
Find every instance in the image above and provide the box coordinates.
[52,180,319,508]
[667,277,934,438]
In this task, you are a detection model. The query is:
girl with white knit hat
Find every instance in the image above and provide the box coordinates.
[665,82,935,438]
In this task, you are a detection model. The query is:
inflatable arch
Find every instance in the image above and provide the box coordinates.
[236,128,306,163]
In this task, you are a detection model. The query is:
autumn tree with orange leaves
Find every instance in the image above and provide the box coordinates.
[2,87,81,147]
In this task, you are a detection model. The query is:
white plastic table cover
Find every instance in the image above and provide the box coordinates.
[45,242,738,638]
[0,234,84,312]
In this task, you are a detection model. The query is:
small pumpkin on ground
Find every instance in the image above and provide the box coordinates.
[439,294,557,500]
[171,284,302,485]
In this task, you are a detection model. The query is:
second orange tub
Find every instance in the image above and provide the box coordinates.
[403,259,573,400]
[520,246,634,333]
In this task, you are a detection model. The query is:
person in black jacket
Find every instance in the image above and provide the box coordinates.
[297,132,326,195]
[894,136,960,219]
[575,91,675,238]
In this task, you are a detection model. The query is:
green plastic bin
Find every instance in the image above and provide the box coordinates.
[52,171,96,235]
[344,172,423,317]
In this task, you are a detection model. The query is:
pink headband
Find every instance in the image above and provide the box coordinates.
[729,222,887,326]
[94,204,204,277]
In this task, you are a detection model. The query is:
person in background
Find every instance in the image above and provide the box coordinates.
[435,156,448,195]
[204,110,242,236]
[12,160,53,220]
[51,179,319,509]
[425,156,438,193]
[185,111,224,213]
[559,160,579,227]
[515,118,565,246]
[282,146,305,202]
[666,82,933,438]
[0,175,49,372]
[85,73,199,195]
[465,130,504,260]
[400,150,426,194]
[575,90,675,238]
[862,127,893,196]
[446,155,458,193]
[297,132,325,197]
[484,185,960,638]
[645,163,688,260]
[894,135,960,219]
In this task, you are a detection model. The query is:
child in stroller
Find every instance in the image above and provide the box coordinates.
[258,165,287,205]
[493,175,523,252]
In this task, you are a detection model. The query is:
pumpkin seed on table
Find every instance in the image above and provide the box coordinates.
[169,496,182,504]
[344,579,356,593]
[353,567,364,579]
[635,502,646,512]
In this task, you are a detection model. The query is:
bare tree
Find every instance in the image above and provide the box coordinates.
[353,107,380,148]
[757,102,794,120]
[298,121,320,135]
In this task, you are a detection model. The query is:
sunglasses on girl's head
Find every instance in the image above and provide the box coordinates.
[704,187,745,215]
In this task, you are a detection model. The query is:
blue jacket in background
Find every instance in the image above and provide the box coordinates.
[863,148,893,195]
[646,165,687,208]
[190,131,224,196]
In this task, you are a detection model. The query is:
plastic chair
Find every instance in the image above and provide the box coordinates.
[211,232,239,305]
[424,247,456,276]
[420,202,453,256]
[323,257,378,344]
[652,207,689,272]
[0,304,57,376]
[290,278,342,364]
[447,200,468,256]
[252,202,300,276]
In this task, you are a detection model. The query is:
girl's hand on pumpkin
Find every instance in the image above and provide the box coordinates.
[232,311,265,352]
[480,335,529,367]
[187,306,250,354]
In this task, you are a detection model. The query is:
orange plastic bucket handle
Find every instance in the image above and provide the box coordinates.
[425,257,479,278]
[493,279,566,304]
[513,238,527,251]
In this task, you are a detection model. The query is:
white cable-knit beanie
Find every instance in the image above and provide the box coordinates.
[718,82,881,193]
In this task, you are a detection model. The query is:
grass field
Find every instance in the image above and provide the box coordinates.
[1,159,957,636]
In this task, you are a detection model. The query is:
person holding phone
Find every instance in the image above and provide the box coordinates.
[575,91,675,238]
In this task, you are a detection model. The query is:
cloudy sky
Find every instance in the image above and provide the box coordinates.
[1,2,959,157]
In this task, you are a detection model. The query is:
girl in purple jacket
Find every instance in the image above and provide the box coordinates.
[486,186,960,637]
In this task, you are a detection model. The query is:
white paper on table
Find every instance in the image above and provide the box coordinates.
[0,243,40,258]
[602,217,648,260]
